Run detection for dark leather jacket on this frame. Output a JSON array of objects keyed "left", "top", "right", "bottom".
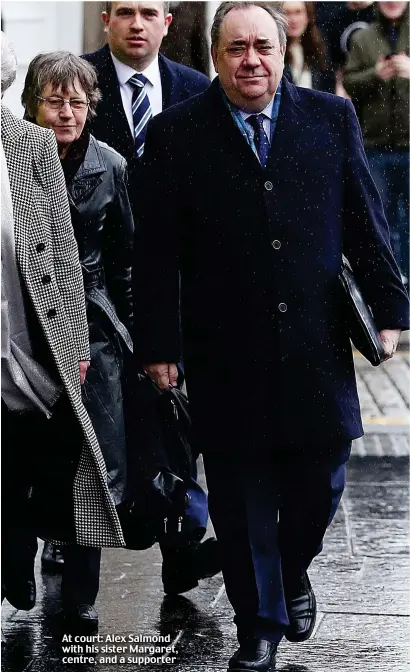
[{"left": 66, "top": 134, "right": 134, "bottom": 346}]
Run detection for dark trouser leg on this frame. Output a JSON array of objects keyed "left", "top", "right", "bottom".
[
  {"left": 1, "top": 404, "right": 40, "bottom": 603},
  {"left": 60, "top": 546, "right": 101, "bottom": 607},
  {"left": 203, "top": 452, "right": 288, "bottom": 644},
  {"left": 278, "top": 443, "right": 351, "bottom": 578},
  {"left": 367, "top": 149, "right": 409, "bottom": 279},
  {"left": 391, "top": 151, "right": 409, "bottom": 278}
]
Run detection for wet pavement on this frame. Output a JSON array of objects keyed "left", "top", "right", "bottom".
[{"left": 2, "top": 352, "right": 409, "bottom": 672}]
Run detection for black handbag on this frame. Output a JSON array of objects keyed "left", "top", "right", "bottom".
[
  {"left": 117, "top": 375, "right": 199, "bottom": 550},
  {"left": 339, "top": 256, "right": 386, "bottom": 367}
]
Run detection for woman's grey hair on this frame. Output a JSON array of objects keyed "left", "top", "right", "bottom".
[
  {"left": 21, "top": 51, "right": 102, "bottom": 120},
  {"left": 1, "top": 32, "right": 18, "bottom": 95},
  {"left": 211, "top": 2, "right": 288, "bottom": 48}
]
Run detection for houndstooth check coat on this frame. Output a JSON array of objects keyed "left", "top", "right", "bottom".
[{"left": 1, "top": 105, "right": 124, "bottom": 547}]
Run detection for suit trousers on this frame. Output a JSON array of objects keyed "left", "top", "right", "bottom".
[
  {"left": 2, "top": 398, "right": 101, "bottom": 607},
  {"left": 203, "top": 442, "right": 351, "bottom": 643}
]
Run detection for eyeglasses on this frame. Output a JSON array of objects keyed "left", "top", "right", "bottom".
[{"left": 36, "top": 96, "right": 89, "bottom": 110}]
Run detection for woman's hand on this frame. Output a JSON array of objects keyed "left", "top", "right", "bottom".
[{"left": 79, "top": 360, "right": 90, "bottom": 384}]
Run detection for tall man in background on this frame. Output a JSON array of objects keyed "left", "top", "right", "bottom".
[
  {"left": 83, "top": 1, "right": 209, "bottom": 209},
  {"left": 82, "top": 2, "right": 218, "bottom": 598}
]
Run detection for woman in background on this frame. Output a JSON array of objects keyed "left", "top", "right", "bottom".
[{"left": 284, "top": 1, "right": 336, "bottom": 94}]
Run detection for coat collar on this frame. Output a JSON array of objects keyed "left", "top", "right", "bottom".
[
  {"left": 72, "top": 134, "right": 107, "bottom": 180},
  {"left": 203, "top": 76, "right": 303, "bottom": 173},
  {"left": 69, "top": 135, "right": 107, "bottom": 205},
  {"left": 1, "top": 106, "right": 36, "bottom": 276},
  {"left": 97, "top": 45, "right": 183, "bottom": 114},
  {"left": 1, "top": 104, "right": 29, "bottom": 145}
]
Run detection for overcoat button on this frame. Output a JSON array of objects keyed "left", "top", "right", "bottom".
[
  {"left": 36, "top": 243, "right": 45, "bottom": 253},
  {"left": 264, "top": 181, "right": 273, "bottom": 191},
  {"left": 272, "top": 240, "right": 281, "bottom": 250},
  {"left": 47, "top": 308, "right": 57, "bottom": 318},
  {"left": 42, "top": 274, "right": 51, "bottom": 284},
  {"left": 278, "top": 303, "right": 287, "bottom": 313}
]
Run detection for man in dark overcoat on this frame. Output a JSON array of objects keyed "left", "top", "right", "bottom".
[{"left": 133, "top": 2, "right": 409, "bottom": 670}]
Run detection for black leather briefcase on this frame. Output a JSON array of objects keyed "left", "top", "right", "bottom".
[{"left": 339, "top": 256, "right": 386, "bottom": 367}]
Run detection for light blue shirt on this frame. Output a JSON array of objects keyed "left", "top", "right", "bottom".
[{"left": 223, "top": 80, "right": 282, "bottom": 163}]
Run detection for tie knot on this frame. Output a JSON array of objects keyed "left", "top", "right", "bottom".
[
  {"left": 128, "top": 73, "right": 148, "bottom": 88},
  {"left": 247, "top": 114, "right": 265, "bottom": 132}
]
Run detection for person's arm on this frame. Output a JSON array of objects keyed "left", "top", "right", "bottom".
[
  {"left": 40, "top": 130, "right": 90, "bottom": 373},
  {"left": 103, "top": 156, "right": 134, "bottom": 333},
  {"left": 132, "top": 115, "right": 183, "bottom": 371},
  {"left": 343, "top": 35, "right": 392, "bottom": 99},
  {"left": 342, "top": 99, "right": 409, "bottom": 342}
]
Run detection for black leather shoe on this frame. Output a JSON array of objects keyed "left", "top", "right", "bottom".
[
  {"left": 41, "top": 542, "right": 64, "bottom": 573},
  {"left": 162, "top": 537, "right": 221, "bottom": 595},
  {"left": 228, "top": 639, "right": 277, "bottom": 671},
  {"left": 285, "top": 571, "right": 316, "bottom": 642},
  {"left": 5, "top": 579, "right": 36, "bottom": 611},
  {"left": 64, "top": 604, "right": 99, "bottom": 634}
]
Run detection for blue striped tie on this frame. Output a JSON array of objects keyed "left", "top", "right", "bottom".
[
  {"left": 247, "top": 114, "right": 270, "bottom": 168},
  {"left": 128, "top": 73, "right": 152, "bottom": 158}
]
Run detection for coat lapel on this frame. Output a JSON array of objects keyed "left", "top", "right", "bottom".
[
  {"left": 68, "top": 135, "right": 107, "bottom": 207},
  {"left": 203, "top": 79, "right": 264, "bottom": 173},
  {"left": 98, "top": 45, "right": 134, "bottom": 148},
  {"left": 159, "top": 53, "right": 183, "bottom": 110},
  {"left": 1, "top": 107, "right": 34, "bottom": 276},
  {"left": 265, "top": 77, "right": 305, "bottom": 177}
]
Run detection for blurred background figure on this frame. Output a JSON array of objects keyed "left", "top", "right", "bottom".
[
  {"left": 161, "top": 1, "right": 209, "bottom": 75},
  {"left": 316, "top": 2, "right": 375, "bottom": 89},
  {"left": 344, "top": 1, "right": 409, "bottom": 284},
  {"left": 21, "top": 50, "right": 134, "bottom": 631},
  {"left": 283, "top": 1, "right": 335, "bottom": 93}
]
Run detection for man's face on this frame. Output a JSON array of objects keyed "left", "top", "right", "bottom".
[
  {"left": 378, "top": 1, "right": 407, "bottom": 21},
  {"left": 212, "top": 6, "right": 285, "bottom": 113},
  {"left": 102, "top": 2, "right": 172, "bottom": 69}
]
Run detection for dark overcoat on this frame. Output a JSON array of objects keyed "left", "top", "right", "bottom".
[{"left": 133, "top": 77, "right": 409, "bottom": 455}]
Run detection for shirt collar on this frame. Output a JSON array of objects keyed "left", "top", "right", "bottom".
[
  {"left": 110, "top": 52, "right": 161, "bottom": 88},
  {"left": 238, "top": 96, "right": 275, "bottom": 123}
]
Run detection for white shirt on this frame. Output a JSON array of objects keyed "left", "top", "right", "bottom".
[
  {"left": 289, "top": 43, "right": 313, "bottom": 90},
  {"left": 110, "top": 52, "right": 163, "bottom": 136},
  {"left": 239, "top": 98, "right": 275, "bottom": 144}
]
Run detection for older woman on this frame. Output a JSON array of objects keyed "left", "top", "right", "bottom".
[
  {"left": 1, "top": 35, "right": 124, "bottom": 635},
  {"left": 21, "top": 51, "right": 134, "bottom": 631},
  {"left": 284, "top": 1, "right": 335, "bottom": 93}
]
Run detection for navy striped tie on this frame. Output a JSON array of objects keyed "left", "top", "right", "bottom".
[
  {"left": 247, "top": 114, "right": 270, "bottom": 168},
  {"left": 128, "top": 73, "right": 152, "bottom": 158}
]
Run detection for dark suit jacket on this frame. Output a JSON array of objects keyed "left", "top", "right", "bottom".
[
  {"left": 133, "top": 77, "right": 409, "bottom": 454},
  {"left": 82, "top": 45, "right": 210, "bottom": 195},
  {"left": 161, "top": 2, "right": 209, "bottom": 75},
  {"left": 284, "top": 63, "right": 336, "bottom": 94}
]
